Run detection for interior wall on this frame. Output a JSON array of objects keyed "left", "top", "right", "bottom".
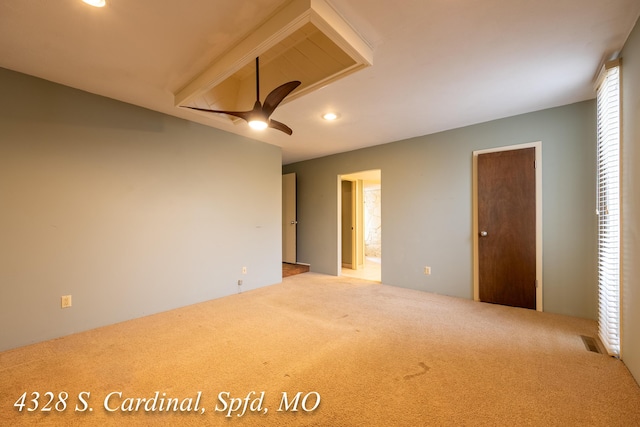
[
  {"left": 284, "top": 101, "right": 598, "bottom": 319},
  {"left": 621, "top": 17, "right": 640, "bottom": 383},
  {"left": 0, "top": 68, "right": 282, "bottom": 352}
]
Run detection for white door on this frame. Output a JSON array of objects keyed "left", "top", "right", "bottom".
[{"left": 282, "top": 173, "right": 297, "bottom": 264}]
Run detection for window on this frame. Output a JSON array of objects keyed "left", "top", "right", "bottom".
[{"left": 595, "top": 59, "right": 621, "bottom": 356}]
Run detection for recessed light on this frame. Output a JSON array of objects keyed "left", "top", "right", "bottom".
[
  {"left": 82, "top": 0, "right": 106, "bottom": 7},
  {"left": 323, "top": 112, "right": 340, "bottom": 121}
]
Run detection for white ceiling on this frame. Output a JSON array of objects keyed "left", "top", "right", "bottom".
[{"left": 1, "top": 0, "right": 638, "bottom": 164}]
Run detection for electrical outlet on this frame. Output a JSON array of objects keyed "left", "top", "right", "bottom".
[
  {"left": 61, "top": 295, "right": 72, "bottom": 308},
  {"left": 238, "top": 279, "right": 243, "bottom": 286},
  {"left": 242, "top": 266, "right": 247, "bottom": 274},
  {"left": 424, "top": 266, "right": 431, "bottom": 275}
]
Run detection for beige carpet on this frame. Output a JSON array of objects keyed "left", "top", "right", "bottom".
[{"left": 1, "top": 273, "right": 639, "bottom": 426}]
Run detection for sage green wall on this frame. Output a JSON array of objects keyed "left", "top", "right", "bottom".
[
  {"left": 284, "top": 101, "right": 597, "bottom": 319},
  {"left": 0, "top": 68, "right": 282, "bottom": 352},
  {"left": 621, "top": 17, "right": 640, "bottom": 383}
]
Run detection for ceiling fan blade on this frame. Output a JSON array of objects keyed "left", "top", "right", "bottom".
[
  {"left": 182, "top": 106, "right": 252, "bottom": 122},
  {"left": 263, "top": 81, "right": 301, "bottom": 117},
  {"left": 268, "top": 119, "right": 293, "bottom": 135}
]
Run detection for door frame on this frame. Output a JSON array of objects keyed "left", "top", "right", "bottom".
[
  {"left": 337, "top": 170, "right": 381, "bottom": 278},
  {"left": 472, "top": 141, "right": 543, "bottom": 311}
]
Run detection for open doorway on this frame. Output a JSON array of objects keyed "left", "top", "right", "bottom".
[{"left": 339, "top": 170, "right": 381, "bottom": 282}]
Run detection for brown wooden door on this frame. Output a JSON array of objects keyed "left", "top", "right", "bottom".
[{"left": 478, "top": 148, "right": 536, "bottom": 309}]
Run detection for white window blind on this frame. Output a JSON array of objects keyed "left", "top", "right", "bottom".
[{"left": 596, "top": 61, "right": 620, "bottom": 357}]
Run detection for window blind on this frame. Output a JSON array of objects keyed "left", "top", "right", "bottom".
[{"left": 596, "top": 61, "right": 620, "bottom": 357}]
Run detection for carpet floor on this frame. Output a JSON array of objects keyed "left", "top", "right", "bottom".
[{"left": 1, "top": 273, "right": 639, "bottom": 426}]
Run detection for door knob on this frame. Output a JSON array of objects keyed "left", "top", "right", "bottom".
[
  {"left": 290, "top": 221, "right": 298, "bottom": 225},
  {"left": 480, "top": 231, "right": 488, "bottom": 237}
]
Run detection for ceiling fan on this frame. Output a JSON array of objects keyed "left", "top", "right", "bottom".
[{"left": 183, "top": 57, "right": 301, "bottom": 135}]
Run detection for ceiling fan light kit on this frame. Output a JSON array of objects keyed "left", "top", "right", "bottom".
[
  {"left": 249, "top": 120, "right": 269, "bottom": 130},
  {"left": 176, "top": 0, "right": 372, "bottom": 135}
]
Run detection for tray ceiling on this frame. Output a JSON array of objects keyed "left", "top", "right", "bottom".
[{"left": 176, "top": 0, "right": 373, "bottom": 125}]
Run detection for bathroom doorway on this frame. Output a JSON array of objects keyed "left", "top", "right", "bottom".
[{"left": 339, "top": 169, "right": 381, "bottom": 282}]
